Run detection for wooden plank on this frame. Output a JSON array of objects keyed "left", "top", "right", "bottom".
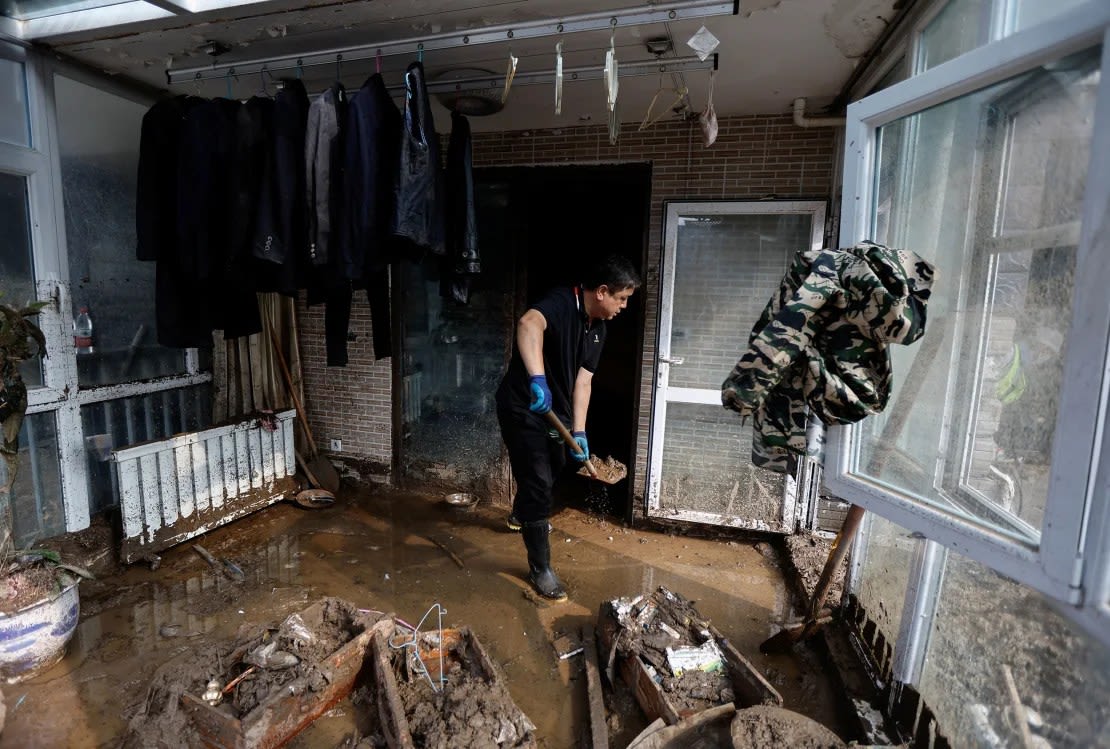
[
  {"left": 711, "top": 624, "right": 782, "bottom": 707},
  {"left": 372, "top": 629, "right": 416, "bottom": 749},
  {"left": 596, "top": 604, "right": 679, "bottom": 725},
  {"left": 582, "top": 626, "right": 609, "bottom": 749}
]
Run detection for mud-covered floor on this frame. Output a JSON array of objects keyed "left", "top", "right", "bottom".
[{"left": 0, "top": 483, "right": 848, "bottom": 748}]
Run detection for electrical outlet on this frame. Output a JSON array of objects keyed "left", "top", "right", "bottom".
[{"left": 329, "top": 438, "right": 342, "bottom": 452}]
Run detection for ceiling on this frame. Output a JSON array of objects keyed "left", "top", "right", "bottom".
[{"left": 21, "top": 0, "right": 898, "bottom": 132}]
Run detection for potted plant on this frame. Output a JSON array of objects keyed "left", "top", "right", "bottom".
[{"left": 0, "top": 294, "right": 88, "bottom": 683}]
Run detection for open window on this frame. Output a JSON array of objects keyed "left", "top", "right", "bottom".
[{"left": 828, "top": 4, "right": 1110, "bottom": 634}]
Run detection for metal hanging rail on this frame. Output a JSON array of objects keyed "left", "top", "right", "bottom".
[
  {"left": 385, "top": 54, "right": 717, "bottom": 96},
  {"left": 166, "top": 0, "right": 737, "bottom": 84}
]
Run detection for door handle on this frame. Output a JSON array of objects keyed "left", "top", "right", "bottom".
[{"left": 659, "top": 356, "right": 684, "bottom": 365}]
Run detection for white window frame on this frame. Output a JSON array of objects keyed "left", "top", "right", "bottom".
[
  {"left": 827, "top": 3, "right": 1110, "bottom": 623},
  {"left": 5, "top": 45, "right": 212, "bottom": 536}
]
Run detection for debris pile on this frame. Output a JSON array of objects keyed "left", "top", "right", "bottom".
[
  {"left": 381, "top": 623, "right": 536, "bottom": 748},
  {"left": 605, "top": 587, "right": 736, "bottom": 715},
  {"left": 120, "top": 597, "right": 380, "bottom": 748}
]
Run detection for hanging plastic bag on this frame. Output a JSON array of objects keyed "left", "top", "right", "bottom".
[
  {"left": 554, "top": 41, "right": 564, "bottom": 115},
  {"left": 687, "top": 25, "right": 720, "bottom": 62},
  {"left": 605, "top": 29, "right": 620, "bottom": 144},
  {"left": 699, "top": 70, "right": 718, "bottom": 147}
]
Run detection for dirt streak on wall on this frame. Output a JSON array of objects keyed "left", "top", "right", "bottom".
[{"left": 298, "top": 114, "right": 836, "bottom": 502}]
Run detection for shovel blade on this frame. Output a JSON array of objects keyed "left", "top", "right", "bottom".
[{"left": 294, "top": 489, "right": 336, "bottom": 508}]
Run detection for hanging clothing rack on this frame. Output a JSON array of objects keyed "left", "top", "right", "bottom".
[
  {"left": 383, "top": 54, "right": 716, "bottom": 97},
  {"left": 166, "top": 0, "right": 736, "bottom": 84}
]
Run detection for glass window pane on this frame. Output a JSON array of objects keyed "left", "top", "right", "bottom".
[
  {"left": 659, "top": 402, "right": 788, "bottom": 526},
  {"left": 856, "top": 48, "right": 1100, "bottom": 543},
  {"left": 854, "top": 516, "right": 913, "bottom": 650},
  {"left": 919, "top": 552, "right": 1110, "bottom": 747},
  {"left": 80, "top": 384, "right": 212, "bottom": 514},
  {"left": 54, "top": 75, "right": 189, "bottom": 388},
  {"left": 918, "top": 0, "right": 989, "bottom": 73},
  {"left": 1, "top": 411, "right": 65, "bottom": 546},
  {"left": 670, "top": 213, "right": 814, "bottom": 390},
  {"left": 0, "top": 57, "right": 30, "bottom": 148},
  {"left": 0, "top": 170, "right": 43, "bottom": 388},
  {"left": 1013, "top": 0, "right": 1088, "bottom": 33}
]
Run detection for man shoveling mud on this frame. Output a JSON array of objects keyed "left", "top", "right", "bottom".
[{"left": 495, "top": 254, "right": 640, "bottom": 601}]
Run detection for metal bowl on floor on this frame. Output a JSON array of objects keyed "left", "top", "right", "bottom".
[{"left": 444, "top": 492, "right": 478, "bottom": 510}]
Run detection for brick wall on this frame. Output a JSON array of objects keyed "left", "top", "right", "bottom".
[{"left": 299, "top": 114, "right": 836, "bottom": 498}]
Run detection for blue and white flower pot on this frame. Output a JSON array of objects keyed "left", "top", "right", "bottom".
[{"left": 0, "top": 573, "right": 80, "bottom": 682}]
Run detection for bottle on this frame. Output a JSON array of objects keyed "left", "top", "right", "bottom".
[{"left": 73, "top": 306, "right": 94, "bottom": 355}]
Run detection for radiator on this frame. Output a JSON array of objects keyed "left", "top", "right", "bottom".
[{"left": 112, "top": 409, "right": 298, "bottom": 563}]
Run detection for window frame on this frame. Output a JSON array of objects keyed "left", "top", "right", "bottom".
[{"left": 827, "top": 3, "right": 1110, "bottom": 615}]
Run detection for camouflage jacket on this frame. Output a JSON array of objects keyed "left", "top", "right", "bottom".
[{"left": 721, "top": 241, "right": 935, "bottom": 473}]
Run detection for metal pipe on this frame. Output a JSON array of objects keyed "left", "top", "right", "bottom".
[
  {"left": 166, "top": 0, "right": 735, "bottom": 84},
  {"left": 792, "top": 97, "right": 847, "bottom": 128}
]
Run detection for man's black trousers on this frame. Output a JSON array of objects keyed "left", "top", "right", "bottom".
[{"left": 497, "top": 406, "right": 566, "bottom": 523}]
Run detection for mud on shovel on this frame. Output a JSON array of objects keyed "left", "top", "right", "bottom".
[
  {"left": 543, "top": 411, "right": 624, "bottom": 485},
  {"left": 760, "top": 503, "right": 865, "bottom": 654}
]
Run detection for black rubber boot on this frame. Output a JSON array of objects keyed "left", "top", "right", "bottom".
[{"left": 521, "top": 520, "right": 567, "bottom": 601}]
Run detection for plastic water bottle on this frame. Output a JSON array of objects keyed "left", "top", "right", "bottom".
[{"left": 73, "top": 307, "right": 94, "bottom": 355}]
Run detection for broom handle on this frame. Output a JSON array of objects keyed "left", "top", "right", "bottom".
[
  {"left": 806, "top": 504, "right": 866, "bottom": 621},
  {"left": 269, "top": 331, "right": 319, "bottom": 457},
  {"left": 544, "top": 411, "right": 601, "bottom": 479}
]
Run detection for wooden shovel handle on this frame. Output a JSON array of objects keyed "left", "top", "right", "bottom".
[
  {"left": 269, "top": 331, "right": 319, "bottom": 457},
  {"left": 544, "top": 410, "right": 600, "bottom": 479},
  {"left": 806, "top": 504, "right": 866, "bottom": 620}
]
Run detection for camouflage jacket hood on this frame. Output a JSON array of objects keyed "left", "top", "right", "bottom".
[{"left": 721, "top": 241, "right": 935, "bottom": 473}]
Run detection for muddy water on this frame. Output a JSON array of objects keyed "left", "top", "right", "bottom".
[{"left": 0, "top": 484, "right": 846, "bottom": 748}]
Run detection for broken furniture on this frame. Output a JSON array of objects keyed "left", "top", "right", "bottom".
[
  {"left": 181, "top": 598, "right": 387, "bottom": 749},
  {"left": 371, "top": 622, "right": 537, "bottom": 748}
]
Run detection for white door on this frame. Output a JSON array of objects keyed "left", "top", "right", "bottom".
[{"left": 647, "top": 201, "right": 826, "bottom": 532}]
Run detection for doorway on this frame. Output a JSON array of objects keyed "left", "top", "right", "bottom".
[
  {"left": 648, "top": 200, "right": 827, "bottom": 532},
  {"left": 397, "top": 163, "right": 650, "bottom": 521}
]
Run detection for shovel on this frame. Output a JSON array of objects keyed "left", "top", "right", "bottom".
[
  {"left": 760, "top": 504, "right": 866, "bottom": 654},
  {"left": 269, "top": 332, "right": 341, "bottom": 495},
  {"left": 543, "top": 411, "right": 624, "bottom": 485}
]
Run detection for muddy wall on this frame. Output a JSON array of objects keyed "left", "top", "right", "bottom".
[{"left": 297, "top": 114, "right": 837, "bottom": 500}]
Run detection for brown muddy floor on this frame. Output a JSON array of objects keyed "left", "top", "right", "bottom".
[{"left": 0, "top": 483, "right": 848, "bottom": 748}]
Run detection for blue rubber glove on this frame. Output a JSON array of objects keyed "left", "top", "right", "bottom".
[
  {"left": 528, "top": 375, "right": 552, "bottom": 414},
  {"left": 571, "top": 431, "right": 590, "bottom": 462}
]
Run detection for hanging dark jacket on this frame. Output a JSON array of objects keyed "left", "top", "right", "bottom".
[
  {"left": 136, "top": 95, "right": 201, "bottom": 262},
  {"left": 442, "top": 110, "right": 480, "bottom": 304},
  {"left": 254, "top": 78, "right": 309, "bottom": 296},
  {"left": 342, "top": 73, "right": 402, "bottom": 360},
  {"left": 392, "top": 61, "right": 444, "bottom": 257},
  {"left": 721, "top": 241, "right": 935, "bottom": 473},
  {"left": 305, "top": 84, "right": 347, "bottom": 269}
]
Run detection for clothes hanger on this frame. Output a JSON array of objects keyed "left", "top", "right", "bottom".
[
  {"left": 501, "top": 49, "right": 519, "bottom": 104},
  {"left": 638, "top": 69, "right": 688, "bottom": 131}
]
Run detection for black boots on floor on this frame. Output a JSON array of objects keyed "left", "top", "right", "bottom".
[{"left": 521, "top": 520, "right": 567, "bottom": 602}]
